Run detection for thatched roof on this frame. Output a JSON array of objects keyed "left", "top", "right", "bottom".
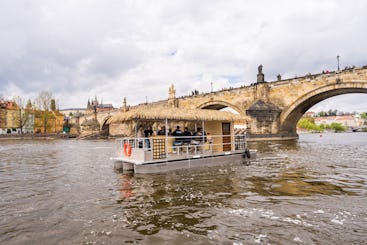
[{"left": 108, "top": 106, "right": 243, "bottom": 123}]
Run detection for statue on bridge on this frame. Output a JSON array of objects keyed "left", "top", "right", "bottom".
[
  {"left": 257, "top": 64, "right": 265, "bottom": 83},
  {"left": 258, "top": 64, "right": 263, "bottom": 74},
  {"left": 277, "top": 74, "right": 282, "bottom": 81},
  {"left": 168, "top": 84, "right": 178, "bottom": 107}
]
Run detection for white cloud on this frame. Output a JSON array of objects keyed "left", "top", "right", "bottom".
[{"left": 0, "top": 0, "right": 366, "bottom": 112}]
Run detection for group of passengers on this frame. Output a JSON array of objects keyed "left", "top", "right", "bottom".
[
  {"left": 171, "top": 126, "right": 207, "bottom": 150},
  {"left": 136, "top": 125, "right": 207, "bottom": 145},
  {"left": 136, "top": 125, "right": 207, "bottom": 150}
]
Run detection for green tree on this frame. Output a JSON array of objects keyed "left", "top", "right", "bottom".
[
  {"left": 297, "top": 118, "right": 322, "bottom": 132},
  {"left": 330, "top": 122, "right": 346, "bottom": 132}
]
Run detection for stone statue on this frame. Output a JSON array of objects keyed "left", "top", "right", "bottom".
[
  {"left": 169, "top": 84, "right": 176, "bottom": 98},
  {"left": 168, "top": 84, "right": 177, "bottom": 107},
  {"left": 258, "top": 64, "right": 263, "bottom": 74},
  {"left": 257, "top": 64, "right": 265, "bottom": 83},
  {"left": 277, "top": 74, "right": 281, "bottom": 81}
]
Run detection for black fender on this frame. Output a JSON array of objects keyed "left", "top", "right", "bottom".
[{"left": 243, "top": 148, "right": 251, "bottom": 159}]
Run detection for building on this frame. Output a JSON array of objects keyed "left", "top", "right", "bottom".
[
  {"left": 4, "top": 101, "right": 21, "bottom": 134},
  {"left": 51, "top": 110, "right": 65, "bottom": 133},
  {"left": 0, "top": 99, "right": 7, "bottom": 134},
  {"left": 314, "top": 115, "right": 363, "bottom": 129},
  {"left": 60, "top": 108, "right": 87, "bottom": 118},
  {"left": 304, "top": 111, "right": 316, "bottom": 117},
  {"left": 87, "top": 96, "right": 114, "bottom": 113},
  {"left": 23, "top": 109, "right": 35, "bottom": 134},
  {"left": 0, "top": 98, "right": 66, "bottom": 134},
  {"left": 34, "top": 110, "right": 65, "bottom": 133}
]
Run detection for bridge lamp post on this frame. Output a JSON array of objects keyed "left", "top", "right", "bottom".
[{"left": 337, "top": 55, "right": 340, "bottom": 71}]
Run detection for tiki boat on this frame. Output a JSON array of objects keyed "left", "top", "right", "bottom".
[{"left": 108, "top": 107, "right": 255, "bottom": 174}]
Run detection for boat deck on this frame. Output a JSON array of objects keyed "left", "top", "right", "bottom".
[{"left": 111, "top": 134, "right": 255, "bottom": 173}]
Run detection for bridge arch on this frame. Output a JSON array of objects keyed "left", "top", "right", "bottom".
[
  {"left": 197, "top": 100, "right": 243, "bottom": 115},
  {"left": 100, "top": 115, "right": 112, "bottom": 136},
  {"left": 280, "top": 81, "right": 367, "bottom": 135}
]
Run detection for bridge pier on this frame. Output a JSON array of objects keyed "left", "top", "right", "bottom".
[{"left": 246, "top": 100, "right": 290, "bottom": 140}]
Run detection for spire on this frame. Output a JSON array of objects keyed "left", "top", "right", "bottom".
[{"left": 122, "top": 97, "right": 128, "bottom": 112}]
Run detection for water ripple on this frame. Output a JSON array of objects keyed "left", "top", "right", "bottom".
[{"left": 0, "top": 133, "right": 366, "bottom": 244}]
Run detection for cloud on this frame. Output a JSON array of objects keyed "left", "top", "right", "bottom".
[{"left": 0, "top": 0, "right": 366, "bottom": 112}]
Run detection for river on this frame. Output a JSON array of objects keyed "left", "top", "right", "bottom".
[{"left": 0, "top": 133, "right": 366, "bottom": 244}]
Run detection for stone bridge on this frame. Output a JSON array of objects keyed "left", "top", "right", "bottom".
[{"left": 80, "top": 65, "right": 367, "bottom": 139}]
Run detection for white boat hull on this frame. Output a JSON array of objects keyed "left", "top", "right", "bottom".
[{"left": 112, "top": 150, "right": 256, "bottom": 174}]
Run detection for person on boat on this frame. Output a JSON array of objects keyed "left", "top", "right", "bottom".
[
  {"left": 172, "top": 125, "right": 184, "bottom": 151},
  {"left": 182, "top": 127, "right": 192, "bottom": 144},
  {"left": 144, "top": 126, "right": 153, "bottom": 149},
  {"left": 192, "top": 127, "right": 206, "bottom": 145},
  {"left": 157, "top": 126, "right": 166, "bottom": 135},
  {"left": 144, "top": 126, "right": 153, "bottom": 137},
  {"left": 172, "top": 125, "right": 183, "bottom": 137},
  {"left": 137, "top": 125, "right": 144, "bottom": 148}
]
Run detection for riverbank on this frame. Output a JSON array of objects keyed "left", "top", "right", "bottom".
[
  {"left": 0, "top": 133, "right": 113, "bottom": 140},
  {"left": 0, "top": 133, "right": 73, "bottom": 140}
]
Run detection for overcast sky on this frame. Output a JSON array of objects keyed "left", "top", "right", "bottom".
[{"left": 1, "top": 0, "right": 366, "bottom": 112}]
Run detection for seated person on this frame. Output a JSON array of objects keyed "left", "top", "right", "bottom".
[
  {"left": 157, "top": 126, "right": 166, "bottom": 135},
  {"left": 182, "top": 127, "right": 192, "bottom": 144},
  {"left": 191, "top": 127, "right": 206, "bottom": 145},
  {"left": 172, "top": 126, "right": 184, "bottom": 150}
]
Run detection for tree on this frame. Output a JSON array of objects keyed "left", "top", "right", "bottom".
[
  {"left": 35, "top": 91, "right": 53, "bottom": 133},
  {"left": 330, "top": 122, "right": 346, "bottom": 132},
  {"left": 13, "top": 96, "right": 31, "bottom": 134},
  {"left": 297, "top": 118, "right": 322, "bottom": 132}
]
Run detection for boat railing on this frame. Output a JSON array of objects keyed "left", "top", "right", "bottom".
[{"left": 116, "top": 134, "right": 247, "bottom": 161}]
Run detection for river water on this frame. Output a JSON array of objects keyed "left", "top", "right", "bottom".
[{"left": 0, "top": 133, "right": 366, "bottom": 244}]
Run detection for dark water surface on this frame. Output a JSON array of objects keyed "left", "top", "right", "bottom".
[{"left": 1, "top": 133, "right": 366, "bottom": 244}]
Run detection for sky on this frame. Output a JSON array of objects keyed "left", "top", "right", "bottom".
[{"left": 1, "top": 0, "right": 367, "bottom": 112}]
